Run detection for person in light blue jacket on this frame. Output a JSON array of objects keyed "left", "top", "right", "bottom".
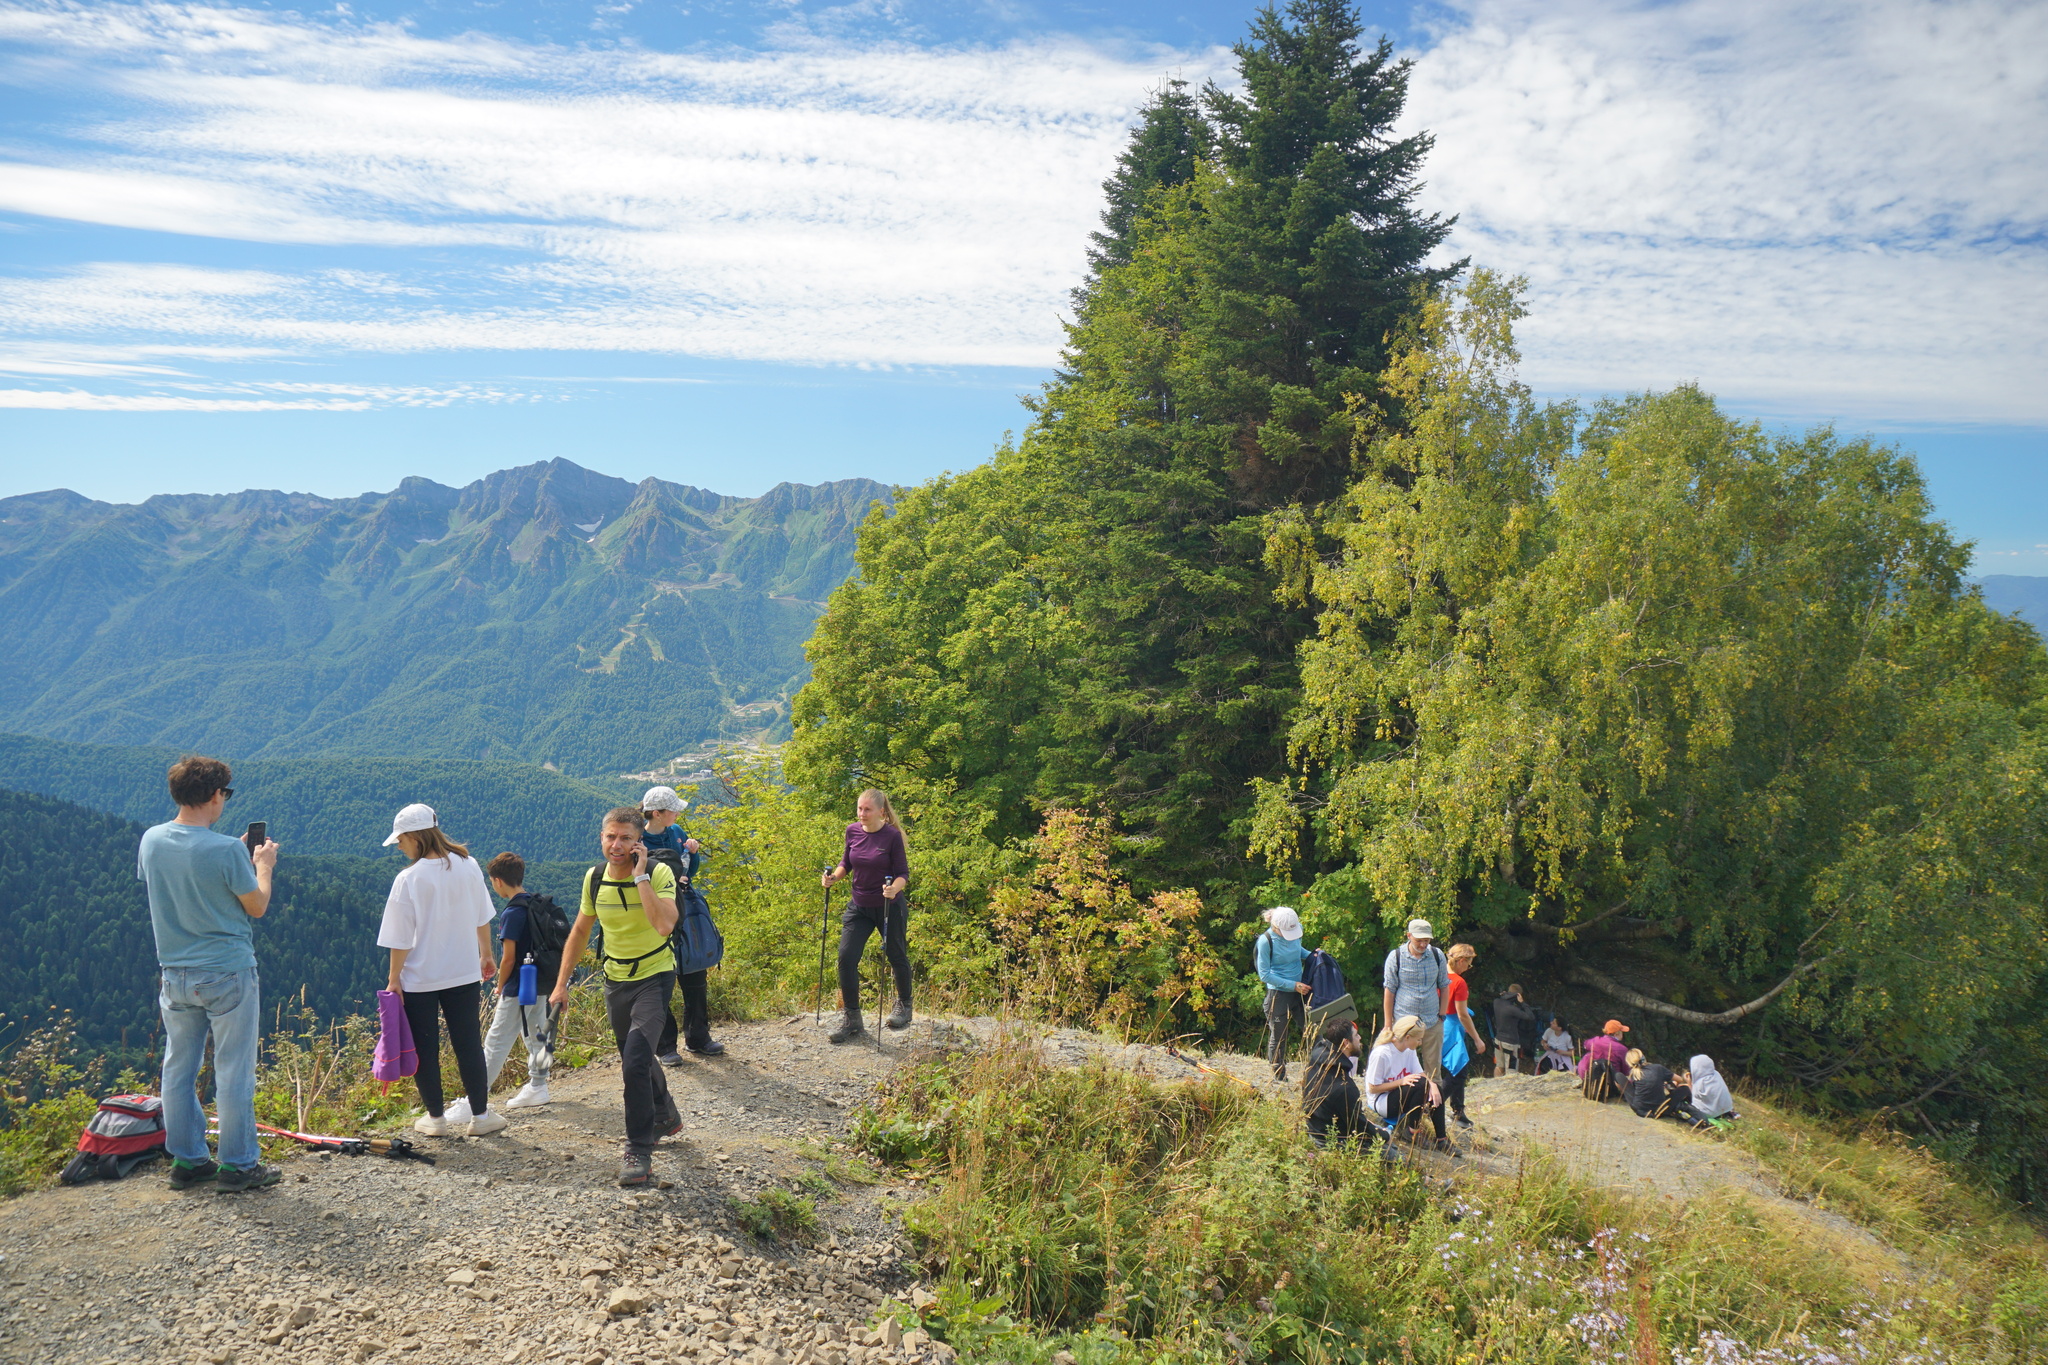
[{"left": 1255, "top": 907, "right": 1313, "bottom": 1082}]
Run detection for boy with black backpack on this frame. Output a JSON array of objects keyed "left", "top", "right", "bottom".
[{"left": 445, "top": 851, "right": 569, "bottom": 1117}]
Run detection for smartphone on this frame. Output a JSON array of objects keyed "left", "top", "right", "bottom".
[{"left": 243, "top": 821, "right": 266, "bottom": 858}]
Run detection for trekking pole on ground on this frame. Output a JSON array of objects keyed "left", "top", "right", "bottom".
[
  {"left": 874, "top": 904, "right": 886, "bottom": 1055},
  {"left": 816, "top": 873, "right": 832, "bottom": 1025}
]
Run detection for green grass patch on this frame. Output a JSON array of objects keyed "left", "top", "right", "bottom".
[
  {"left": 858, "top": 1039, "right": 2048, "bottom": 1364},
  {"left": 733, "top": 1186, "right": 822, "bottom": 1244}
]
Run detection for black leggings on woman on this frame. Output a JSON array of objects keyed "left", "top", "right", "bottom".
[
  {"left": 838, "top": 898, "right": 911, "bottom": 1012},
  {"left": 401, "top": 981, "right": 489, "bottom": 1119},
  {"left": 1382, "top": 1076, "right": 1447, "bottom": 1141}
]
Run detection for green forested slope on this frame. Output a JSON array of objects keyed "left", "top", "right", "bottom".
[
  {"left": 0, "top": 461, "right": 886, "bottom": 776},
  {"left": 0, "top": 734, "right": 633, "bottom": 861},
  {"left": 0, "top": 788, "right": 628, "bottom": 1062}
]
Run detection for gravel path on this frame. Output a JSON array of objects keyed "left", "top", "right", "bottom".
[{"left": 0, "top": 1013, "right": 955, "bottom": 1365}]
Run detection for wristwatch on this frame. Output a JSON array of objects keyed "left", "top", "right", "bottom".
[{"left": 633, "top": 872, "right": 652, "bottom": 885}]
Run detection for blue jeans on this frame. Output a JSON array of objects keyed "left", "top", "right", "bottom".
[{"left": 159, "top": 967, "right": 261, "bottom": 1170}]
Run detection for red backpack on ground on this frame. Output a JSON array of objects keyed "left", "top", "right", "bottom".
[{"left": 59, "top": 1094, "right": 167, "bottom": 1184}]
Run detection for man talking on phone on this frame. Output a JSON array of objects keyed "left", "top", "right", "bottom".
[{"left": 137, "top": 755, "right": 281, "bottom": 1192}]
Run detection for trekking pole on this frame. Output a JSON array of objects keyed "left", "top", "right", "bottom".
[
  {"left": 873, "top": 899, "right": 886, "bottom": 1055},
  {"left": 816, "top": 872, "right": 832, "bottom": 1025}
]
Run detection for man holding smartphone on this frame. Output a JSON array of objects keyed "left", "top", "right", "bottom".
[
  {"left": 137, "top": 755, "right": 280, "bottom": 1192},
  {"left": 549, "top": 806, "right": 683, "bottom": 1189}
]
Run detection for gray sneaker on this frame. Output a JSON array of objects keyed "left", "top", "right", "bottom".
[{"left": 216, "top": 1162, "right": 282, "bottom": 1192}]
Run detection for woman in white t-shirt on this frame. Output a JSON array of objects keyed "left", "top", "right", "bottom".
[
  {"left": 375, "top": 803, "right": 505, "bottom": 1139},
  {"left": 1365, "top": 1015, "right": 1455, "bottom": 1154},
  {"left": 1539, "top": 1020, "right": 1575, "bottom": 1074}
]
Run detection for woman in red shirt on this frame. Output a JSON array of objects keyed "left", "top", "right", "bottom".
[{"left": 1443, "top": 943, "right": 1487, "bottom": 1128}]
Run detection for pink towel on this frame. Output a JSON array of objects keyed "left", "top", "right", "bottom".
[{"left": 373, "top": 990, "right": 417, "bottom": 1091}]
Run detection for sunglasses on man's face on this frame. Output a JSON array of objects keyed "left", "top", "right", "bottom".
[{"left": 218, "top": 788, "right": 235, "bottom": 801}]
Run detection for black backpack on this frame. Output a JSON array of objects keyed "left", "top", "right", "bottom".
[{"left": 512, "top": 893, "right": 572, "bottom": 983}]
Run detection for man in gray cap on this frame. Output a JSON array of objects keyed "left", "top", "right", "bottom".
[{"left": 1382, "top": 919, "right": 1451, "bottom": 1084}]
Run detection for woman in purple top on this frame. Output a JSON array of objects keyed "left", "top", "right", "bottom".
[{"left": 819, "top": 789, "right": 912, "bottom": 1044}]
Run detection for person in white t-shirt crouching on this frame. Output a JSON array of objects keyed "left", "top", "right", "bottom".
[
  {"left": 1364, "top": 1015, "right": 1459, "bottom": 1158},
  {"left": 375, "top": 803, "right": 507, "bottom": 1138}
]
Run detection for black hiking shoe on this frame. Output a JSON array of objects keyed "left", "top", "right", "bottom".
[
  {"left": 828, "top": 1012, "right": 866, "bottom": 1045},
  {"left": 1433, "top": 1138, "right": 1464, "bottom": 1161},
  {"left": 168, "top": 1157, "right": 218, "bottom": 1190},
  {"left": 656, "top": 1051, "right": 685, "bottom": 1067},
  {"left": 685, "top": 1038, "right": 727, "bottom": 1056},
  {"left": 883, "top": 1001, "right": 913, "bottom": 1031},
  {"left": 618, "top": 1151, "right": 653, "bottom": 1188},
  {"left": 216, "top": 1162, "right": 282, "bottom": 1192},
  {"left": 1453, "top": 1111, "right": 1474, "bottom": 1129}
]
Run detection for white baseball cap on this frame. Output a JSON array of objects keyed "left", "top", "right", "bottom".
[
  {"left": 1265, "top": 907, "right": 1303, "bottom": 941},
  {"left": 641, "top": 786, "right": 687, "bottom": 813},
  {"left": 382, "top": 803, "right": 438, "bottom": 846},
  {"left": 1407, "top": 918, "right": 1434, "bottom": 939}
]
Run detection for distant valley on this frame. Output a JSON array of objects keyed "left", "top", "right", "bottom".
[
  {"left": 1977, "top": 575, "right": 2048, "bottom": 634},
  {"left": 0, "top": 459, "right": 887, "bottom": 776}
]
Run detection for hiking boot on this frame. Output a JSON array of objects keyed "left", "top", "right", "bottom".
[
  {"left": 884, "top": 1000, "right": 913, "bottom": 1031},
  {"left": 216, "top": 1162, "right": 282, "bottom": 1192},
  {"left": 1433, "top": 1138, "right": 1464, "bottom": 1161},
  {"left": 617, "top": 1151, "right": 653, "bottom": 1188},
  {"left": 413, "top": 1113, "right": 451, "bottom": 1137},
  {"left": 504, "top": 1083, "right": 551, "bottom": 1109},
  {"left": 168, "top": 1157, "right": 218, "bottom": 1191},
  {"left": 685, "top": 1038, "right": 727, "bottom": 1056},
  {"left": 443, "top": 1097, "right": 474, "bottom": 1123},
  {"left": 467, "top": 1109, "right": 508, "bottom": 1137},
  {"left": 657, "top": 1051, "right": 685, "bottom": 1067},
  {"left": 1453, "top": 1111, "right": 1474, "bottom": 1129},
  {"left": 828, "top": 1011, "right": 866, "bottom": 1045},
  {"left": 1273, "top": 1063, "right": 1289, "bottom": 1083}
]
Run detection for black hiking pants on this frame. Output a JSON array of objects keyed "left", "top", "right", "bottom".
[
  {"left": 655, "top": 971, "right": 713, "bottom": 1055},
  {"left": 1264, "top": 989, "right": 1306, "bottom": 1068},
  {"left": 1441, "top": 1063, "right": 1469, "bottom": 1119},
  {"left": 1383, "top": 1077, "right": 1447, "bottom": 1142},
  {"left": 605, "top": 970, "right": 680, "bottom": 1155},
  {"left": 838, "top": 897, "right": 911, "bottom": 1013},
  {"left": 401, "top": 982, "right": 490, "bottom": 1120}
]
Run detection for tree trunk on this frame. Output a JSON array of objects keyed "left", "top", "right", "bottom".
[{"left": 1564, "top": 955, "right": 1834, "bottom": 1026}]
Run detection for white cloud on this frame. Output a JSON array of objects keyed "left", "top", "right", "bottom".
[
  {"left": 1407, "top": 0, "right": 2048, "bottom": 425},
  {"left": 0, "top": 0, "right": 2041, "bottom": 425},
  {"left": 0, "top": 1, "right": 1227, "bottom": 376},
  {"left": 0, "top": 377, "right": 535, "bottom": 409}
]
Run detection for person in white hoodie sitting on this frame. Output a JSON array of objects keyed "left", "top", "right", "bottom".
[{"left": 1687, "top": 1054, "right": 1738, "bottom": 1121}]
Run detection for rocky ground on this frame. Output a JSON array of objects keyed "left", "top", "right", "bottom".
[
  {"left": 0, "top": 1012, "right": 956, "bottom": 1365},
  {"left": 3, "top": 1013, "right": 1851, "bottom": 1365}
]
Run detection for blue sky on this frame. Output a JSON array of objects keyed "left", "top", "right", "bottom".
[{"left": 2, "top": 0, "right": 2044, "bottom": 567}]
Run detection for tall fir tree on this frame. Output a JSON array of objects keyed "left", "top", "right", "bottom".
[{"left": 791, "top": 0, "right": 1460, "bottom": 922}]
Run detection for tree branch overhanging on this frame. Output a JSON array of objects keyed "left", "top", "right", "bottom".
[{"left": 1565, "top": 954, "right": 1838, "bottom": 1026}]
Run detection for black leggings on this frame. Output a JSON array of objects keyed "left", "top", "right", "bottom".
[
  {"left": 838, "top": 898, "right": 911, "bottom": 1012},
  {"left": 1382, "top": 1077, "right": 1447, "bottom": 1141},
  {"left": 401, "top": 982, "right": 489, "bottom": 1119},
  {"left": 1442, "top": 1064, "right": 1469, "bottom": 1118}
]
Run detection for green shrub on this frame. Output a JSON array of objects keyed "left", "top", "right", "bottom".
[
  {"left": 733, "top": 1187, "right": 821, "bottom": 1243},
  {"left": 0, "top": 1090, "right": 99, "bottom": 1195}
]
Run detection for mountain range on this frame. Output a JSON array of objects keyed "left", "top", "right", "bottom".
[
  {"left": 0, "top": 460, "right": 887, "bottom": 775},
  {"left": 1977, "top": 576, "right": 2048, "bottom": 634}
]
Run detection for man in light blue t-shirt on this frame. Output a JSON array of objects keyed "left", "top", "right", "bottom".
[{"left": 137, "top": 755, "right": 280, "bottom": 1192}]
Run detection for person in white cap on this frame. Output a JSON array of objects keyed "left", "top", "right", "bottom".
[
  {"left": 374, "top": 804, "right": 506, "bottom": 1138},
  {"left": 1255, "top": 907, "right": 1312, "bottom": 1081},
  {"left": 639, "top": 787, "right": 723, "bottom": 1063},
  {"left": 1382, "top": 919, "right": 1452, "bottom": 1098}
]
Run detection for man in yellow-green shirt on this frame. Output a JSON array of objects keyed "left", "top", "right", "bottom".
[{"left": 549, "top": 806, "right": 682, "bottom": 1188}]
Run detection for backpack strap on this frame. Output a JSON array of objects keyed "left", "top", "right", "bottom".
[{"left": 587, "top": 865, "right": 675, "bottom": 979}]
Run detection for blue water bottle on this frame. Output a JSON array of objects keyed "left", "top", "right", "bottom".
[{"left": 519, "top": 957, "right": 537, "bottom": 1006}]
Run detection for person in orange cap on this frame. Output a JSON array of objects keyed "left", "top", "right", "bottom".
[{"left": 1578, "top": 1018, "right": 1631, "bottom": 1082}]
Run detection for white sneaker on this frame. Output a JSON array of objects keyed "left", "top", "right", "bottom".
[
  {"left": 467, "top": 1109, "right": 509, "bottom": 1137},
  {"left": 443, "top": 1097, "right": 474, "bottom": 1123},
  {"left": 413, "top": 1113, "right": 451, "bottom": 1137},
  {"left": 504, "top": 1083, "right": 551, "bottom": 1110}
]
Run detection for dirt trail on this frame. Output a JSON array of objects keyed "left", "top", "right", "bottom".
[
  {"left": 1, "top": 1015, "right": 1880, "bottom": 1365},
  {"left": 0, "top": 1013, "right": 953, "bottom": 1365}
]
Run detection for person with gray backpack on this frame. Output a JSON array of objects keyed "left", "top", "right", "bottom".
[{"left": 1381, "top": 919, "right": 1451, "bottom": 1089}]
